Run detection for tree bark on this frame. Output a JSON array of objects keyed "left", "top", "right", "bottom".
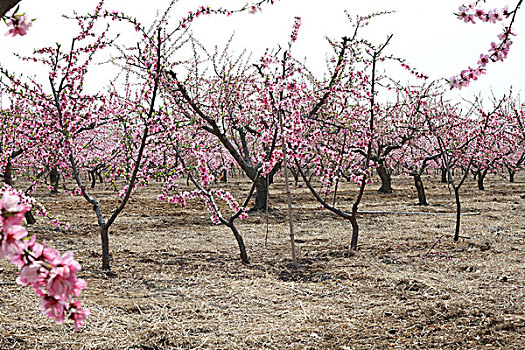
[
  {"left": 0, "top": 0, "right": 21, "bottom": 18},
  {"left": 441, "top": 167, "right": 448, "bottom": 183},
  {"left": 453, "top": 187, "right": 461, "bottom": 242},
  {"left": 3, "top": 160, "right": 13, "bottom": 186},
  {"left": 24, "top": 211, "right": 36, "bottom": 224},
  {"left": 289, "top": 166, "right": 300, "bottom": 187},
  {"left": 508, "top": 169, "right": 515, "bottom": 183},
  {"left": 377, "top": 162, "right": 392, "bottom": 193},
  {"left": 477, "top": 170, "right": 486, "bottom": 190},
  {"left": 100, "top": 225, "right": 110, "bottom": 270},
  {"left": 89, "top": 171, "right": 96, "bottom": 188},
  {"left": 227, "top": 223, "right": 249, "bottom": 264},
  {"left": 413, "top": 174, "right": 428, "bottom": 205},
  {"left": 252, "top": 176, "right": 269, "bottom": 211},
  {"left": 49, "top": 166, "right": 59, "bottom": 194}
]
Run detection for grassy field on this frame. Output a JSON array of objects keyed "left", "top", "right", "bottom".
[{"left": 1, "top": 173, "right": 524, "bottom": 349}]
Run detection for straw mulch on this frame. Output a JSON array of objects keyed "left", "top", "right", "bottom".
[{"left": 0, "top": 173, "right": 523, "bottom": 349}]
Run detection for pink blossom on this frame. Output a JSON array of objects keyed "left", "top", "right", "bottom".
[
  {"left": 0, "top": 224, "right": 28, "bottom": 261},
  {"left": 4, "top": 15, "right": 32, "bottom": 37},
  {"left": 17, "top": 261, "right": 45, "bottom": 288},
  {"left": 450, "top": 2, "right": 519, "bottom": 89},
  {"left": 457, "top": 5, "right": 474, "bottom": 23},
  {"left": 474, "top": 8, "right": 486, "bottom": 21},
  {"left": 488, "top": 9, "right": 502, "bottom": 23},
  {"left": 502, "top": 6, "right": 511, "bottom": 18},
  {"left": 46, "top": 252, "right": 84, "bottom": 299},
  {"left": 69, "top": 300, "right": 90, "bottom": 331},
  {"left": 1, "top": 192, "right": 26, "bottom": 214},
  {"left": 477, "top": 54, "right": 490, "bottom": 67},
  {"left": 41, "top": 297, "right": 66, "bottom": 324}
]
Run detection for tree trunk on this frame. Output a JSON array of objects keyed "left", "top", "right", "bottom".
[
  {"left": 441, "top": 167, "right": 448, "bottom": 183},
  {"left": 332, "top": 176, "right": 340, "bottom": 206},
  {"left": 252, "top": 176, "right": 269, "bottom": 211},
  {"left": 4, "top": 160, "right": 13, "bottom": 186},
  {"left": 453, "top": 187, "right": 461, "bottom": 242},
  {"left": 508, "top": 169, "right": 515, "bottom": 183},
  {"left": 228, "top": 223, "right": 249, "bottom": 264},
  {"left": 90, "top": 171, "right": 97, "bottom": 188},
  {"left": 377, "top": 163, "right": 392, "bottom": 193},
  {"left": 100, "top": 225, "right": 111, "bottom": 270},
  {"left": 50, "top": 166, "right": 59, "bottom": 194},
  {"left": 477, "top": 171, "right": 485, "bottom": 190},
  {"left": 24, "top": 211, "right": 36, "bottom": 225},
  {"left": 289, "top": 166, "right": 300, "bottom": 187},
  {"left": 219, "top": 169, "right": 227, "bottom": 183},
  {"left": 349, "top": 215, "right": 359, "bottom": 250},
  {"left": 413, "top": 174, "right": 428, "bottom": 205}
]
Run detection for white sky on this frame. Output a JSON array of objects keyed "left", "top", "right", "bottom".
[{"left": 1, "top": 0, "right": 524, "bottom": 103}]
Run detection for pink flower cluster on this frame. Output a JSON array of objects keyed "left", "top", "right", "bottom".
[
  {"left": 449, "top": 4, "right": 516, "bottom": 89},
  {"left": 0, "top": 190, "right": 89, "bottom": 331},
  {"left": 457, "top": 5, "right": 511, "bottom": 24},
  {"left": 449, "top": 67, "right": 486, "bottom": 90},
  {"left": 4, "top": 14, "right": 32, "bottom": 37}
]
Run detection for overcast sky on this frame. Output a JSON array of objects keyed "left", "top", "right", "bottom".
[{"left": 1, "top": 0, "right": 524, "bottom": 103}]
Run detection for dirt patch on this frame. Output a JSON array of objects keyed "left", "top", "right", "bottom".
[{"left": 0, "top": 173, "right": 524, "bottom": 349}]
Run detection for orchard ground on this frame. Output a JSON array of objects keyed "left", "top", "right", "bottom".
[{"left": 0, "top": 173, "right": 524, "bottom": 349}]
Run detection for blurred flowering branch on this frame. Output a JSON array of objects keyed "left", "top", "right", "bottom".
[{"left": 449, "top": 1, "right": 523, "bottom": 89}]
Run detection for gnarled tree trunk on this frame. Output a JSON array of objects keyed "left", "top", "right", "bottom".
[
  {"left": 377, "top": 162, "right": 392, "bottom": 193},
  {"left": 252, "top": 176, "right": 269, "bottom": 211},
  {"left": 477, "top": 170, "right": 486, "bottom": 190},
  {"left": 475, "top": 168, "right": 489, "bottom": 191}
]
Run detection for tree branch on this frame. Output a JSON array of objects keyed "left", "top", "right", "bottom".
[{"left": 0, "top": 0, "right": 21, "bottom": 18}]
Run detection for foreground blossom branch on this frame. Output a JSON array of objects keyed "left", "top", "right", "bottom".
[
  {"left": 3, "top": 12, "right": 31, "bottom": 36},
  {"left": 0, "top": 188, "right": 89, "bottom": 331},
  {"left": 1, "top": 1, "right": 32, "bottom": 37}
]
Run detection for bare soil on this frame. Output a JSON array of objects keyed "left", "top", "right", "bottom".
[{"left": 0, "top": 173, "right": 524, "bottom": 349}]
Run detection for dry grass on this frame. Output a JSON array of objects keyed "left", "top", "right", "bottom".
[{"left": 0, "top": 173, "right": 524, "bottom": 349}]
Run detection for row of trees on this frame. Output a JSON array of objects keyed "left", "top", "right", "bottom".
[
  {"left": 0, "top": 0, "right": 523, "bottom": 330},
  {"left": 1, "top": 0, "right": 524, "bottom": 267}
]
